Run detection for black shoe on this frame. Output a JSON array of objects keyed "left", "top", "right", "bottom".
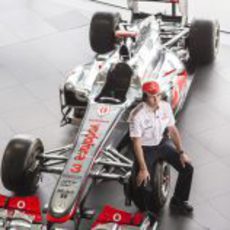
[{"left": 170, "top": 197, "right": 194, "bottom": 214}]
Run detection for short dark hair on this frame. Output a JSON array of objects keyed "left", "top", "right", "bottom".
[{"left": 142, "top": 92, "right": 148, "bottom": 102}]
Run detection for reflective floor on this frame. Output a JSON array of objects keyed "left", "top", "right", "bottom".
[{"left": 0, "top": 0, "right": 230, "bottom": 229}]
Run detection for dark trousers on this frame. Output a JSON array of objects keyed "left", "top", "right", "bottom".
[{"left": 133, "top": 140, "right": 194, "bottom": 212}]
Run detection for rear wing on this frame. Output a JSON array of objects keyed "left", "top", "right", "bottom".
[{"left": 127, "top": 0, "right": 188, "bottom": 25}]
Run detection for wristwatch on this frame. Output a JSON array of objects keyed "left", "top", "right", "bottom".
[{"left": 178, "top": 150, "right": 184, "bottom": 155}]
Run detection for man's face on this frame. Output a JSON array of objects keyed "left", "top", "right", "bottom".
[{"left": 146, "top": 93, "right": 161, "bottom": 108}]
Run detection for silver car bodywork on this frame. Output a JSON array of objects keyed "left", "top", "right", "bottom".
[{"left": 53, "top": 11, "right": 192, "bottom": 225}]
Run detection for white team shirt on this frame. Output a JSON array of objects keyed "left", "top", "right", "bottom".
[{"left": 128, "top": 101, "right": 175, "bottom": 146}]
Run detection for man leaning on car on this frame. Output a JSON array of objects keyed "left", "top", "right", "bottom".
[{"left": 128, "top": 81, "right": 194, "bottom": 218}]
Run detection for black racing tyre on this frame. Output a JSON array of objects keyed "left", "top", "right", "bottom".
[
  {"left": 131, "top": 161, "right": 170, "bottom": 212},
  {"left": 1, "top": 135, "right": 44, "bottom": 195},
  {"left": 188, "top": 19, "right": 220, "bottom": 66},
  {"left": 90, "top": 12, "right": 121, "bottom": 54}
]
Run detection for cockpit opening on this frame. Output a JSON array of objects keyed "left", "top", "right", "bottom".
[{"left": 96, "top": 62, "right": 133, "bottom": 104}]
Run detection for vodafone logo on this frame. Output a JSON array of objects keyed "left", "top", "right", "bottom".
[
  {"left": 113, "top": 213, "right": 122, "bottom": 222},
  {"left": 97, "top": 105, "right": 111, "bottom": 117},
  {"left": 17, "top": 200, "right": 26, "bottom": 209},
  {"left": 71, "top": 123, "right": 100, "bottom": 173}
]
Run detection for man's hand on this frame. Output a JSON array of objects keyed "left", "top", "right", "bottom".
[
  {"left": 180, "top": 153, "right": 191, "bottom": 168},
  {"left": 137, "top": 169, "right": 150, "bottom": 187}
]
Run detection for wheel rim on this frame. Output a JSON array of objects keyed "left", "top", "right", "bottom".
[
  {"left": 27, "top": 147, "right": 42, "bottom": 188},
  {"left": 161, "top": 163, "right": 170, "bottom": 198}
]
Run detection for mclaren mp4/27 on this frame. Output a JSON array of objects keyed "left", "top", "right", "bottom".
[{"left": 1, "top": 0, "right": 219, "bottom": 229}]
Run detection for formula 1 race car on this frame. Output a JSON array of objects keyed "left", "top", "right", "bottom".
[{"left": 0, "top": 0, "right": 219, "bottom": 229}]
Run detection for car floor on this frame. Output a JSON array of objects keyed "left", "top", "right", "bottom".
[{"left": 0, "top": 0, "right": 230, "bottom": 229}]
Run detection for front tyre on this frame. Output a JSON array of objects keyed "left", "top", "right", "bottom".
[
  {"left": 188, "top": 19, "right": 220, "bottom": 65},
  {"left": 1, "top": 135, "right": 44, "bottom": 195}
]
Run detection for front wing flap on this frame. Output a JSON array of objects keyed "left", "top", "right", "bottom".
[
  {"left": 0, "top": 194, "right": 45, "bottom": 229},
  {"left": 91, "top": 205, "right": 158, "bottom": 230}
]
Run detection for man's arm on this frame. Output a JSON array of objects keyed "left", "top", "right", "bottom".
[
  {"left": 132, "top": 137, "right": 148, "bottom": 171},
  {"left": 168, "top": 125, "right": 191, "bottom": 167},
  {"left": 166, "top": 103, "right": 183, "bottom": 152},
  {"left": 168, "top": 125, "right": 183, "bottom": 152},
  {"left": 129, "top": 111, "right": 150, "bottom": 186},
  {"left": 131, "top": 137, "right": 150, "bottom": 186}
]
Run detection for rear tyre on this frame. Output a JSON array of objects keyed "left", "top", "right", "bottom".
[
  {"left": 90, "top": 12, "right": 121, "bottom": 54},
  {"left": 131, "top": 161, "right": 170, "bottom": 212},
  {"left": 1, "top": 135, "right": 44, "bottom": 195},
  {"left": 188, "top": 19, "right": 220, "bottom": 66}
]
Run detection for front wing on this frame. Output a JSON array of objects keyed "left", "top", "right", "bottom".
[{"left": 0, "top": 194, "right": 156, "bottom": 229}]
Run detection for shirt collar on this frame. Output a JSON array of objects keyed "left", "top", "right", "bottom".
[{"left": 143, "top": 102, "right": 161, "bottom": 114}]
